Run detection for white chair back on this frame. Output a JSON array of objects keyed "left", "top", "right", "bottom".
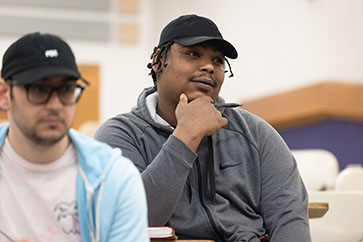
[
  {"left": 291, "top": 149, "right": 339, "bottom": 191},
  {"left": 335, "top": 164, "right": 363, "bottom": 191},
  {"left": 309, "top": 191, "right": 363, "bottom": 242}
]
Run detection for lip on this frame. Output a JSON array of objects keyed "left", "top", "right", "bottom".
[
  {"left": 191, "top": 78, "right": 215, "bottom": 91},
  {"left": 41, "top": 118, "right": 62, "bottom": 126},
  {"left": 192, "top": 78, "right": 214, "bottom": 86}
]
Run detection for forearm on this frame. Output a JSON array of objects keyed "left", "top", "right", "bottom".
[
  {"left": 172, "top": 123, "right": 204, "bottom": 152},
  {"left": 258, "top": 125, "right": 311, "bottom": 241},
  {"left": 94, "top": 116, "right": 202, "bottom": 226},
  {"left": 261, "top": 171, "right": 310, "bottom": 242},
  {"left": 141, "top": 135, "right": 197, "bottom": 225}
]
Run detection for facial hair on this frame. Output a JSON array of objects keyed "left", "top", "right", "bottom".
[{"left": 10, "top": 98, "right": 70, "bottom": 146}]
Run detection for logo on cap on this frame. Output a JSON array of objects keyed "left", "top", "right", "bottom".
[{"left": 45, "top": 49, "right": 59, "bottom": 58}]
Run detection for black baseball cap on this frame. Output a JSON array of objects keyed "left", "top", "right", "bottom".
[
  {"left": 158, "top": 14, "right": 238, "bottom": 59},
  {"left": 1, "top": 32, "right": 87, "bottom": 85}
]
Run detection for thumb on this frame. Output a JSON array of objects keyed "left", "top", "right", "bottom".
[{"left": 178, "top": 93, "right": 188, "bottom": 106}]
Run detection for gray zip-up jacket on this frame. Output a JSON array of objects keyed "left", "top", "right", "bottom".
[{"left": 95, "top": 87, "right": 311, "bottom": 242}]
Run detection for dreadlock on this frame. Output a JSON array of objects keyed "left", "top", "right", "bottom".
[
  {"left": 225, "top": 58, "right": 234, "bottom": 78},
  {"left": 146, "top": 42, "right": 173, "bottom": 89}
]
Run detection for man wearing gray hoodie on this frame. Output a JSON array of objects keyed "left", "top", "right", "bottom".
[{"left": 95, "top": 14, "right": 311, "bottom": 242}]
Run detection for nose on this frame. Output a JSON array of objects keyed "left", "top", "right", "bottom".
[
  {"left": 200, "top": 58, "right": 215, "bottom": 74},
  {"left": 45, "top": 91, "right": 63, "bottom": 109}
]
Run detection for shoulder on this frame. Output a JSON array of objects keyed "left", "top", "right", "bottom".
[
  {"left": 220, "top": 108, "right": 286, "bottom": 152},
  {"left": 102, "top": 148, "right": 145, "bottom": 202},
  {"left": 95, "top": 111, "right": 145, "bottom": 136},
  {"left": 71, "top": 128, "right": 142, "bottom": 185},
  {"left": 69, "top": 129, "right": 125, "bottom": 171},
  {"left": 223, "top": 108, "right": 277, "bottom": 134},
  {"left": 69, "top": 128, "right": 115, "bottom": 153}
]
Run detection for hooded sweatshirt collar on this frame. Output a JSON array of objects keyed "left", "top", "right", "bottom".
[{"left": 0, "top": 123, "right": 117, "bottom": 190}]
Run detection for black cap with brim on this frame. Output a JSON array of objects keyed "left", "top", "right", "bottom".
[
  {"left": 174, "top": 36, "right": 238, "bottom": 59},
  {"left": 1, "top": 32, "right": 88, "bottom": 86},
  {"left": 11, "top": 66, "right": 81, "bottom": 85},
  {"left": 157, "top": 14, "right": 238, "bottom": 60}
]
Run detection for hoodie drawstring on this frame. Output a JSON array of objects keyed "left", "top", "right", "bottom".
[
  {"left": 186, "top": 177, "right": 192, "bottom": 204},
  {"left": 207, "top": 136, "right": 216, "bottom": 202}
]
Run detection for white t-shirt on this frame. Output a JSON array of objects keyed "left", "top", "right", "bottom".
[{"left": 0, "top": 138, "right": 80, "bottom": 242}]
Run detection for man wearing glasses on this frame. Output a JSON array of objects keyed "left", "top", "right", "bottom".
[{"left": 0, "top": 33, "right": 149, "bottom": 242}]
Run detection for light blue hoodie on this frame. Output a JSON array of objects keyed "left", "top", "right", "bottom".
[{"left": 0, "top": 124, "right": 150, "bottom": 242}]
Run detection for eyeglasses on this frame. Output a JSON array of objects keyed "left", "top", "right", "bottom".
[{"left": 16, "top": 83, "right": 85, "bottom": 105}]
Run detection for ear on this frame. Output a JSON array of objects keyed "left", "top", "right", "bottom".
[
  {"left": 151, "top": 48, "right": 165, "bottom": 74},
  {"left": 0, "top": 79, "right": 11, "bottom": 111}
]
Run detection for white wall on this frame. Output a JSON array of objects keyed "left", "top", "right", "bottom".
[
  {"left": 71, "top": 41, "right": 151, "bottom": 121},
  {"left": 1, "top": 0, "right": 363, "bottom": 123},
  {"left": 153, "top": 0, "right": 363, "bottom": 104}
]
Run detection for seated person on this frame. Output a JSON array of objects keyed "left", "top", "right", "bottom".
[
  {"left": 0, "top": 32, "right": 149, "bottom": 242},
  {"left": 95, "top": 14, "right": 311, "bottom": 242}
]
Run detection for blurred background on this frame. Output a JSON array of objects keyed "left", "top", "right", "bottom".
[
  {"left": 1, "top": 0, "right": 363, "bottom": 120},
  {"left": 1, "top": 1, "right": 363, "bottom": 241},
  {"left": 1, "top": 0, "right": 363, "bottom": 170}
]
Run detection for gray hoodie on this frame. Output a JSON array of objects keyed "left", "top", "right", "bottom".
[{"left": 95, "top": 87, "right": 311, "bottom": 242}]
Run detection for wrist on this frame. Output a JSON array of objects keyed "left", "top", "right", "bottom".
[{"left": 173, "top": 126, "right": 203, "bottom": 151}]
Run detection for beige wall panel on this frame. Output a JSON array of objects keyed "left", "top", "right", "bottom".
[
  {"left": 118, "top": 23, "right": 138, "bottom": 43},
  {"left": 118, "top": 0, "right": 139, "bottom": 13},
  {"left": 242, "top": 81, "right": 363, "bottom": 130},
  {"left": 74, "top": 65, "right": 100, "bottom": 130}
]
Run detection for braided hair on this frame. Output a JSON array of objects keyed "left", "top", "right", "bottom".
[{"left": 146, "top": 42, "right": 172, "bottom": 89}]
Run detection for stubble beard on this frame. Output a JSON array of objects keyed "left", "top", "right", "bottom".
[
  {"left": 11, "top": 101, "right": 70, "bottom": 146},
  {"left": 26, "top": 127, "right": 68, "bottom": 146},
  {"left": 15, "top": 116, "right": 69, "bottom": 146}
]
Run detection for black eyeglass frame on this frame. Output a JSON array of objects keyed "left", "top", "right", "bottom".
[{"left": 9, "top": 82, "right": 86, "bottom": 106}]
